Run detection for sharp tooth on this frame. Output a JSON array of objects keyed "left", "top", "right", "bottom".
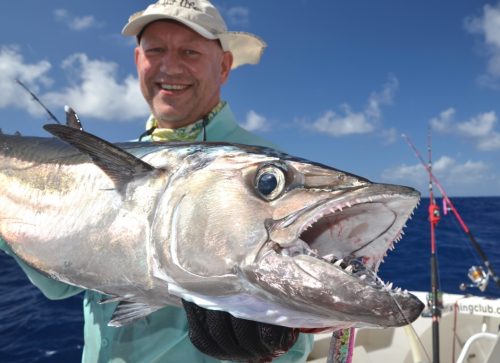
[
  {"left": 346, "top": 202, "right": 351, "bottom": 208},
  {"left": 386, "top": 282, "right": 393, "bottom": 290},
  {"left": 360, "top": 274, "right": 367, "bottom": 280},
  {"left": 345, "top": 265, "right": 353, "bottom": 273},
  {"left": 337, "top": 206, "right": 343, "bottom": 212},
  {"left": 334, "top": 259, "right": 343, "bottom": 267}
]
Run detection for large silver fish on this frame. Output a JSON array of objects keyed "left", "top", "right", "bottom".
[{"left": 0, "top": 125, "right": 423, "bottom": 330}]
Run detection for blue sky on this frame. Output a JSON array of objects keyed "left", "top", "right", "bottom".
[{"left": 1, "top": 1, "right": 499, "bottom": 196}]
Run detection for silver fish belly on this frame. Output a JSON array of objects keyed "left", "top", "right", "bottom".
[{"left": 0, "top": 125, "right": 424, "bottom": 329}]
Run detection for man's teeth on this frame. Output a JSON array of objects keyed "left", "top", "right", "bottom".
[{"left": 160, "top": 84, "right": 188, "bottom": 90}]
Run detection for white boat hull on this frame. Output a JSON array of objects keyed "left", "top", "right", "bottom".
[{"left": 307, "top": 291, "right": 500, "bottom": 363}]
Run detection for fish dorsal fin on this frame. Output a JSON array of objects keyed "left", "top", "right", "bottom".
[
  {"left": 64, "top": 105, "right": 83, "bottom": 131},
  {"left": 108, "top": 301, "right": 162, "bottom": 327},
  {"left": 43, "top": 124, "right": 156, "bottom": 190}
]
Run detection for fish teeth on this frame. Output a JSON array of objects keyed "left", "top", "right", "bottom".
[
  {"left": 345, "top": 265, "right": 353, "bottom": 273},
  {"left": 334, "top": 259, "right": 343, "bottom": 267}
]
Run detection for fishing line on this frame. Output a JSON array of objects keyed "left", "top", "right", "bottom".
[
  {"left": 389, "top": 293, "right": 431, "bottom": 363},
  {"left": 363, "top": 266, "right": 432, "bottom": 362},
  {"left": 446, "top": 212, "right": 483, "bottom": 267}
]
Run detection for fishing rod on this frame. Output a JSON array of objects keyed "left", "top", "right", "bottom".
[
  {"left": 402, "top": 133, "right": 500, "bottom": 289},
  {"left": 15, "top": 79, "right": 62, "bottom": 125},
  {"left": 427, "top": 129, "right": 441, "bottom": 363},
  {"left": 15, "top": 79, "right": 83, "bottom": 131}
]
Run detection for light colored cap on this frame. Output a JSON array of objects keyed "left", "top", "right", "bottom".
[{"left": 122, "top": 0, "right": 266, "bottom": 69}]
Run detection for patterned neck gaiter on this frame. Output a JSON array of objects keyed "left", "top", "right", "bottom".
[{"left": 144, "top": 101, "right": 226, "bottom": 142}]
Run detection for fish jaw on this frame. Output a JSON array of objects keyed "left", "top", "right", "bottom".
[{"left": 241, "top": 183, "right": 424, "bottom": 329}]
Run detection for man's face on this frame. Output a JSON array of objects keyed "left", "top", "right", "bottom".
[{"left": 135, "top": 21, "right": 233, "bottom": 129}]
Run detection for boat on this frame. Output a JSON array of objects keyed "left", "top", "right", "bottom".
[
  {"left": 308, "top": 291, "right": 500, "bottom": 362},
  {"left": 306, "top": 133, "right": 500, "bottom": 363}
]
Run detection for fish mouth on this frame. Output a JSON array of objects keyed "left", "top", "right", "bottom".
[
  {"left": 252, "top": 184, "right": 424, "bottom": 328},
  {"left": 271, "top": 184, "right": 420, "bottom": 268}
]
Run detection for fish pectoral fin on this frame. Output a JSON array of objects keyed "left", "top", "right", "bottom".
[
  {"left": 98, "top": 295, "right": 126, "bottom": 304},
  {"left": 108, "top": 301, "right": 162, "bottom": 327},
  {"left": 43, "top": 124, "right": 156, "bottom": 190}
]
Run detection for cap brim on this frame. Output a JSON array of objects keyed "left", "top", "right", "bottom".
[
  {"left": 219, "top": 32, "right": 267, "bottom": 69},
  {"left": 122, "top": 14, "right": 217, "bottom": 40},
  {"left": 122, "top": 16, "right": 266, "bottom": 69}
]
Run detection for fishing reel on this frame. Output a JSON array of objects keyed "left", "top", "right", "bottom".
[{"left": 459, "top": 265, "right": 489, "bottom": 292}]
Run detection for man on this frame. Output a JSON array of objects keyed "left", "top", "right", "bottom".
[{"left": 0, "top": 1, "right": 314, "bottom": 362}]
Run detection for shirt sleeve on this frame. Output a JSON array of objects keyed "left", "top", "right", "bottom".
[
  {"left": 272, "top": 332, "right": 314, "bottom": 363},
  {"left": 0, "top": 237, "right": 83, "bottom": 300}
]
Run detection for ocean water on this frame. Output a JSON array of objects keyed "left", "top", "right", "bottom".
[{"left": 1, "top": 197, "right": 499, "bottom": 362}]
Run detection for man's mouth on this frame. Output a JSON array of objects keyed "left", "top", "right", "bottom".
[{"left": 159, "top": 83, "right": 190, "bottom": 92}]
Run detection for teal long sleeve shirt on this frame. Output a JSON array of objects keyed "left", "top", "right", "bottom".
[{"left": 0, "top": 103, "right": 314, "bottom": 362}]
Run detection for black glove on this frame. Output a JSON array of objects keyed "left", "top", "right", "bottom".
[{"left": 182, "top": 299, "right": 299, "bottom": 362}]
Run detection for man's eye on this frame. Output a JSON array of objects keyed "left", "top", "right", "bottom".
[
  {"left": 183, "top": 49, "right": 199, "bottom": 56},
  {"left": 145, "top": 47, "right": 163, "bottom": 55}
]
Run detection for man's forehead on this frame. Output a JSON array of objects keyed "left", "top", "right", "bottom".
[{"left": 140, "top": 19, "right": 208, "bottom": 42}]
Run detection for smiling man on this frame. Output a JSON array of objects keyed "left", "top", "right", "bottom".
[
  {"left": 0, "top": 0, "right": 314, "bottom": 362},
  {"left": 134, "top": 20, "right": 232, "bottom": 129},
  {"left": 125, "top": 0, "right": 275, "bottom": 146}
]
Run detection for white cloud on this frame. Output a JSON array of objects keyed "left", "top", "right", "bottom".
[
  {"left": 310, "top": 108, "right": 374, "bottom": 137},
  {"left": 54, "top": 8, "right": 103, "bottom": 31},
  {"left": 429, "top": 107, "right": 456, "bottom": 132},
  {"left": 44, "top": 53, "right": 148, "bottom": 121},
  {"left": 379, "top": 127, "right": 398, "bottom": 144},
  {"left": 307, "top": 75, "right": 398, "bottom": 137},
  {"left": 0, "top": 47, "right": 148, "bottom": 122},
  {"left": 224, "top": 6, "right": 250, "bottom": 26},
  {"left": 382, "top": 156, "right": 492, "bottom": 192},
  {"left": 383, "top": 162, "right": 425, "bottom": 181},
  {"left": 239, "top": 110, "right": 270, "bottom": 132},
  {"left": 366, "top": 76, "right": 398, "bottom": 119},
  {"left": 456, "top": 111, "right": 496, "bottom": 137},
  {"left": 478, "top": 132, "right": 500, "bottom": 150},
  {"left": 0, "top": 46, "right": 53, "bottom": 116},
  {"left": 465, "top": 3, "right": 500, "bottom": 86},
  {"left": 430, "top": 108, "right": 500, "bottom": 150}
]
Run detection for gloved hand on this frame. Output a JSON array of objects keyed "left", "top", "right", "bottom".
[{"left": 182, "top": 299, "right": 299, "bottom": 362}]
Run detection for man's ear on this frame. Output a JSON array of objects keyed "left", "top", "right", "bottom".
[
  {"left": 220, "top": 51, "right": 233, "bottom": 84},
  {"left": 134, "top": 46, "right": 140, "bottom": 66}
]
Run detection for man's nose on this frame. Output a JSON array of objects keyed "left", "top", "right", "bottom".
[{"left": 159, "top": 51, "right": 183, "bottom": 75}]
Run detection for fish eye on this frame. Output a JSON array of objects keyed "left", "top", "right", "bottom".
[{"left": 255, "top": 165, "right": 286, "bottom": 201}]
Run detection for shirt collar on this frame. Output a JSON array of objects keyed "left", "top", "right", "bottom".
[{"left": 144, "top": 101, "right": 227, "bottom": 142}]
